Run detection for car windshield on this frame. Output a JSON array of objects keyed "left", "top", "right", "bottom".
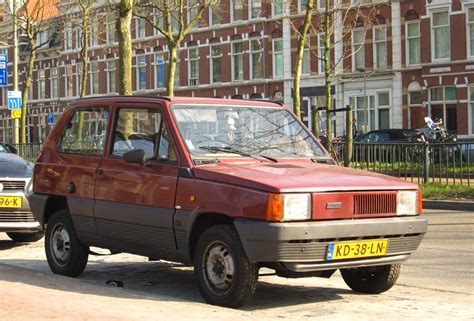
[{"left": 171, "top": 104, "right": 325, "bottom": 159}]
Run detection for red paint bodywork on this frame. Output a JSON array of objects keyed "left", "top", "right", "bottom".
[{"left": 33, "top": 96, "right": 419, "bottom": 222}]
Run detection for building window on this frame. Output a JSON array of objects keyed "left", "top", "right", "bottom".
[
  {"left": 273, "top": 39, "right": 283, "bottom": 78},
  {"left": 90, "top": 16, "right": 99, "bottom": 46},
  {"left": 136, "top": 56, "right": 147, "bottom": 90},
  {"left": 37, "top": 31, "right": 49, "bottom": 47},
  {"left": 406, "top": 21, "right": 421, "bottom": 65},
  {"left": 249, "top": 0, "right": 262, "bottom": 19},
  {"left": 136, "top": 17, "right": 146, "bottom": 39},
  {"left": 432, "top": 10, "right": 450, "bottom": 60},
  {"left": 299, "top": 0, "right": 308, "bottom": 13},
  {"left": 373, "top": 26, "right": 387, "bottom": 69},
  {"left": 273, "top": 0, "right": 283, "bottom": 16},
  {"left": 210, "top": 1, "right": 221, "bottom": 25},
  {"left": 302, "top": 35, "right": 310, "bottom": 75},
  {"left": 210, "top": 45, "right": 222, "bottom": 83},
  {"left": 38, "top": 70, "right": 45, "bottom": 100},
  {"left": 468, "top": 7, "right": 474, "bottom": 58},
  {"left": 318, "top": 33, "right": 326, "bottom": 74},
  {"left": 188, "top": 0, "right": 199, "bottom": 29},
  {"left": 50, "top": 68, "right": 58, "bottom": 98},
  {"left": 231, "top": 41, "right": 244, "bottom": 81},
  {"left": 188, "top": 47, "right": 199, "bottom": 86},
  {"left": 409, "top": 91, "right": 422, "bottom": 105},
  {"left": 155, "top": 53, "right": 165, "bottom": 88},
  {"left": 75, "top": 26, "right": 82, "bottom": 49},
  {"left": 90, "top": 61, "right": 99, "bottom": 95},
  {"left": 353, "top": 29, "right": 365, "bottom": 71},
  {"left": 153, "top": 8, "right": 164, "bottom": 35},
  {"left": 106, "top": 14, "right": 116, "bottom": 43},
  {"left": 65, "top": 22, "right": 73, "bottom": 50},
  {"left": 106, "top": 60, "right": 116, "bottom": 94},
  {"left": 350, "top": 91, "right": 390, "bottom": 132},
  {"left": 76, "top": 63, "right": 83, "bottom": 96},
  {"left": 430, "top": 86, "right": 456, "bottom": 102},
  {"left": 65, "top": 65, "right": 74, "bottom": 97},
  {"left": 174, "top": 58, "right": 180, "bottom": 87},
  {"left": 250, "top": 38, "right": 263, "bottom": 79},
  {"left": 231, "top": 0, "right": 243, "bottom": 22}
]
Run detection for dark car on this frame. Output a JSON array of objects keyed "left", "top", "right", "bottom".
[
  {"left": 30, "top": 97, "right": 427, "bottom": 308},
  {"left": 355, "top": 129, "right": 422, "bottom": 143},
  {"left": 0, "top": 143, "right": 43, "bottom": 242}
]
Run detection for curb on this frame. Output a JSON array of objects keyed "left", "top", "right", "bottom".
[{"left": 423, "top": 199, "right": 474, "bottom": 212}]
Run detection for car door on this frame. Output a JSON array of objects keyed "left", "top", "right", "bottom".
[
  {"left": 93, "top": 104, "right": 180, "bottom": 256},
  {"left": 52, "top": 106, "right": 110, "bottom": 244}
]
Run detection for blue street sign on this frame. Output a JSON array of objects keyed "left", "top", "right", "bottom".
[
  {"left": 7, "top": 90, "right": 22, "bottom": 110},
  {"left": 47, "top": 113, "right": 54, "bottom": 125},
  {"left": 0, "top": 54, "right": 7, "bottom": 87}
]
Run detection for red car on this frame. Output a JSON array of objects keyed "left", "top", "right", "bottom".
[{"left": 30, "top": 97, "right": 427, "bottom": 307}]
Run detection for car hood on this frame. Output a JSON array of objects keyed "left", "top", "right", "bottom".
[
  {"left": 0, "top": 152, "right": 33, "bottom": 178},
  {"left": 192, "top": 160, "right": 417, "bottom": 193}
]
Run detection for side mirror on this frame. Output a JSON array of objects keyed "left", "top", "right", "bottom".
[{"left": 123, "top": 149, "right": 146, "bottom": 165}]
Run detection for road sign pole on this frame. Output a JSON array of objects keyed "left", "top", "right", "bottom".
[{"left": 12, "top": 0, "right": 19, "bottom": 145}]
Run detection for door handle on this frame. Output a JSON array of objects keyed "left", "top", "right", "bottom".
[
  {"left": 67, "top": 182, "right": 75, "bottom": 194},
  {"left": 98, "top": 169, "right": 104, "bottom": 175}
]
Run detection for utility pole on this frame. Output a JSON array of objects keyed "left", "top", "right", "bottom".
[{"left": 12, "top": 0, "right": 19, "bottom": 144}]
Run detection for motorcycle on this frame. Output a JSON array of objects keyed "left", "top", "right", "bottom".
[{"left": 423, "top": 117, "right": 457, "bottom": 143}]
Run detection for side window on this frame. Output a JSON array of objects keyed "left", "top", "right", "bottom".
[
  {"left": 112, "top": 108, "right": 177, "bottom": 161},
  {"left": 58, "top": 108, "right": 109, "bottom": 156}
]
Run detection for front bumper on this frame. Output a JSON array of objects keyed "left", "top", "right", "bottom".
[
  {"left": 234, "top": 216, "right": 427, "bottom": 272},
  {"left": 0, "top": 190, "right": 41, "bottom": 233}
]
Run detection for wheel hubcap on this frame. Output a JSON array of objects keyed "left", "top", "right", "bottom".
[
  {"left": 51, "top": 224, "right": 71, "bottom": 265},
  {"left": 204, "top": 242, "right": 235, "bottom": 294}
]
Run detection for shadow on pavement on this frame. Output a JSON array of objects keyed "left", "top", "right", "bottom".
[
  {"left": 0, "top": 238, "right": 36, "bottom": 251},
  {"left": 0, "top": 258, "right": 348, "bottom": 310}
]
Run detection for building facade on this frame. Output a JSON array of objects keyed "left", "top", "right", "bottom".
[{"left": 0, "top": 0, "right": 473, "bottom": 143}]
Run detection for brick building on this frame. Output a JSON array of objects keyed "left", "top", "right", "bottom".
[{"left": 0, "top": 0, "right": 473, "bottom": 143}]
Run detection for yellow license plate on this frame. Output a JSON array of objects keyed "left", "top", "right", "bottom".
[
  {"left": 0, "top": 196, "right": 22, "bottom": 208},
  {"left": 327, "top": 239, "right": 388, "bottom": 260}
]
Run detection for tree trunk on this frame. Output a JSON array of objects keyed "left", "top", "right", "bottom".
[
  {"left": 20, "top": 48, "right": 35, "bottom": 145},
  {"left": 323, "top": 0, "right": 332, "bottom": 153},
  {"left": 166, "top": 42, "right": 178, "bottom": 97},
  {"left": 292, "top": 0, "right": 314, "bottom": 119},
  {"left": 117, "top": 0, "right": 133, "bottom": 96},
  {"left": 80, "top": 8, "right": 90, "bottom": 99}
]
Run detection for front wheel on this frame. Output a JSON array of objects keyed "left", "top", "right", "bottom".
[
  {"left": 340, "top": 264, "right": 401, "bottom": 294},
  {"left": 194, "top": 225, "right": 259, "bottom": 308},
  {"left": 7, "top": 231, "right": 44, "bottom": 243},
  {"left": 45, "top": 211, "right": 89, "bottom": 277}
]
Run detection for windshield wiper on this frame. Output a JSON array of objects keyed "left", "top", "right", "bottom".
[{"left": 199, "top": 146, "right": 278, "bottom": 163}]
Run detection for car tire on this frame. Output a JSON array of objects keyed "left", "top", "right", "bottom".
[
  {"left": 45, "top": 210, "right": 89, "bottom": 277},
  {"left": 194, "top": 224, "right": 259, "bottom": 308},
  {"left": 340, "top": 264, "right": 401, "bottom": 294},
  {"left": 6, "top": 231, "right": 44, "bottom": 243}
]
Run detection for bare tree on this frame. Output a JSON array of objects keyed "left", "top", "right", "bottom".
[
  {"left": 5, "top": 0, "right": 60, "bottom": 144},
  {"left": 291, "top": 0, "right": 378, "bottom": 156},
  {"left": 136, "top": 0, "right": 217, "bottom": 96}
]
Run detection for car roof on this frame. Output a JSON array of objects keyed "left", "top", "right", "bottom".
[{"left": 73, "top": 96, "right": 283, "bottom": 109}]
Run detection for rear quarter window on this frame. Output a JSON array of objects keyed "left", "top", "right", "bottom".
[{"left": 57, "top": 108, "right": 109, "bottom": 156}]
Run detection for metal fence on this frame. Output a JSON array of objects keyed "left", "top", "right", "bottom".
[
  {"left": 332, "top": 141, "right": 473, "bottom": 186},
  {"left": 11, "top": 143, "right": 42, "bottom": 163}
]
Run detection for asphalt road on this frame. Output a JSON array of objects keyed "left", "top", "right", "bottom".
[{"left": 0, "top": 209, "right": 472, "bottom": 320}]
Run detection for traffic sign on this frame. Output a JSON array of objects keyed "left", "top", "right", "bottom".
[
  {"left": 7, "top": 90, "right": 21, "bottom": 110},
  {"left": 11, "top": 109, "right": 21, "bottom": 119},
  {"left": 0, "top": 54, "right": 7, "bottom": 87},
  {"left": 47, "top": 113, "right": 54, "bottom": 125}
]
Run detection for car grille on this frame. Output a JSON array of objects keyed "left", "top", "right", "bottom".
[
  {"left": 0, "top": 212, "right": 35, "bottom": 222},
  {"left": 353, "top": 192, "right": 397, "bottom": 215},
  {"left": 0, "top": 180, "right": 26, "bottom": 191}
]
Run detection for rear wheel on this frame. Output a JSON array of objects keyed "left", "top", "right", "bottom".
[
  {"left": 7, "top": 231, "right": 44, "bottom": 243},
  {"left": 194, "top": 225, "right": 259, "bottom": 308},
  {"left": 340, "top": 264, "right": 401, "bottom": 294},
  {"left": 45, "top": 211, "right": 89, "bottom": 277}
]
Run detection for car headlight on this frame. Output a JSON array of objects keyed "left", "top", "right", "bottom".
[
  {"left": 397, "top": 190, "right": 421, "bottom": 216},
  {"left": 25, "top": 179, "right": 33, "bottom": 196},
  {"left": 266, "top": 193, "right": 311, "bottom": 221}
]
